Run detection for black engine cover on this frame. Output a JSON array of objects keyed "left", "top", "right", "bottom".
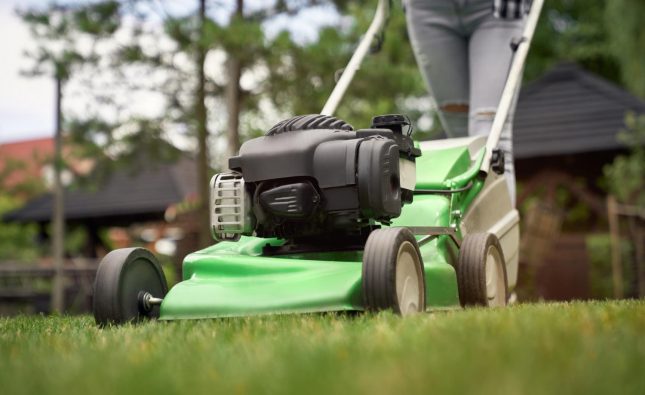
[
  {"left": 226, "top": 115, "right": 419, "bottom": 240},
  {"left": 357, "top": 137, "right": 401, "bottom": 219}
]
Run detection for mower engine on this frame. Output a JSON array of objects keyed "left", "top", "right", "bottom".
[{"left": 210, "top": 114, "right": 421, "bottom": 243}]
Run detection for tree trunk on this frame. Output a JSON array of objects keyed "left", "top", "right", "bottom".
[
  {"left": 226, "top": 58, "right": 242, "bottom": 159},
  {"left": 225, "top": 0, "right": 244, "bottom": 160},
  {"left": 196, "top": 0, "right": 211, "bottom": 247},
  {"left": 51, "top": 76, "right": 65, "bottom": 313}
]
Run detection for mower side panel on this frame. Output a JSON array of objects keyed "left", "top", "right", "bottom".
[
  {"left": 461, "top": 172, "right": 520, "bottom": 290},
  {"left": 160, "top": 251, "right": 364, "bottom": 320}
]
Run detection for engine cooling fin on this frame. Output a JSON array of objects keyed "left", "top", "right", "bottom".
[{"left": 267, "top": 114, "right": 354, "bottom": 136}]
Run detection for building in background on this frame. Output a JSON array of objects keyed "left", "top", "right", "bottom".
[{"left": 514, "top": 63, "right": 645, "bottom": 301}]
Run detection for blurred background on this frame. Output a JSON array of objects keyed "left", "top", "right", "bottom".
[{"left": 0, "top": 0, "right": 643, "bottom": 315}]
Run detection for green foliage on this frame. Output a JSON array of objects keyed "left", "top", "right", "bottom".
[
  {"left": 605, "top": 0, "right": 645, "bottom": 98},
  {"left": 62, "top": 225, "right": 88, "bottom": 256},
  {"left": 266, "top": 1, "right": 434, "bottom": 135},
  {"left": 586, "top": 234, "right": 634, "bottom": 299},
  {"left": 0, "top": 196, "right": 41, "bottom": 262},
  {"left": 527, "top": 0, "right": 645, "bottom": 99},
  {"left": 603, "top": 112, "right": 645, "bottom": 206},
  {"left": 20, "top": 2, "right": 121, "bottom": 81},
  {"left": 526, "top": 0, "right": 619, "bottom": 84},
  {"left": 0, "top": 199, "right": 88, "bottom": 261},
  {"left": 156, "top": 254, "right": 178, "bottom": 287},
  {"left": 73, "top": 1, "right": 120, "bottom": 36},
  {"left": 0, "top": 158, "right": 46, "bottom": 262},
  {"left": 28, "top": 0, "right": 644, "bottom": 160},
  {"left": 0, "top": 301, "right": 644, "bottom": 395},
  {"left": 217, "top": 16, "right": 265, "bottom": 62},
  {"left": 64, "top": 116, "right": 183, "bottom": 189}
]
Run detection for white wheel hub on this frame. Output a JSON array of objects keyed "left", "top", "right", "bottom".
[
  {"left": 395, "top": 241, "right": 423, "bottom": 315},
  {"left": 484, "top": 245, "right": 506, "bottom": 307}
]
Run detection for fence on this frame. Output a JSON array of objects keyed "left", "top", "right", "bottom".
[{"left": 0, "top": 259, "right": 98, "bottom": 315}]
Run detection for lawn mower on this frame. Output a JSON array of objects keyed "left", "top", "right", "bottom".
[{"left": 92, "top": 0, "right": 544, "bottom": 325}]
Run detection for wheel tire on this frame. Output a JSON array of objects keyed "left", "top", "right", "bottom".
[
  {"left": 362, "top": 228, "right": 426, "bottom": 315},
  {"left": 456, "top": 233, "right": 508, "bottom": 307},
  {"left": 266, "top": 114, "right": 353, "bottom": 136},
  {"left": 93, "top": 248, "right": 168, "bottom": 326}
]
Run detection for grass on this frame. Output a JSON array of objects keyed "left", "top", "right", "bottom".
[{"left": 1, "top": 301, "right": 644, "bottom": 395}]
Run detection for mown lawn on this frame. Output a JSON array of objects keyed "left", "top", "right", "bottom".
[{"left": 0, "top": 301, "right": 643, "bottom": 395}]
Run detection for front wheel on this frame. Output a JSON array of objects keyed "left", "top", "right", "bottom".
[
  {"left": 93, "top": 248, "right": 168, "bottom": 326},
  {"left": 362, "top": 228, "right": 426, "bottom": 315}
]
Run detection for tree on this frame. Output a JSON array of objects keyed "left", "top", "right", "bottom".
[
  {"left": 78, "top": 0, "right": 342, "bottom": 245},
  {"left": 195, "top": 0, "right": 211, "bottom": 247},
  {"left": 526, "top": 0, "right": 619, "bottom": 84},
  {"left": 604, "top": 112, "right": 645, "bottom": 207},
  {"left": 20, "top": 1, "right": 120, "bottom": 312},
  {"left": 525, "top": 0, "right": 645, "bottom": 100},
  {"left": 266, "top": 1, "right": 434, "bottom": 135},
  {"left": 0, "top": 160, "right": 44, "bottom": 263},
  {"left": 605, "top": 0, "right": 645, "bottom": 99}
]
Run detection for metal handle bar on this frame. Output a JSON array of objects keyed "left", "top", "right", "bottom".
[
  {"left": 480, "top": 0, "right": 545, "bottom": 173},
  {"left": 320, "top": 0, "right": 391, "bottom": 116}
]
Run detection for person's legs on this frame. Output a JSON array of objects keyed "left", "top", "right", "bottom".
[
  {"left": 405, "top": 0, "right": 469, "bottom": 137},
  {"left": 465, "top": 2, "right": 525, "bottom": 205}
]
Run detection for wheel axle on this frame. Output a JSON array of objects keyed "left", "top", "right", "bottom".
[{"left": 138, "top": 291, "right": 164, "bottom": 313}]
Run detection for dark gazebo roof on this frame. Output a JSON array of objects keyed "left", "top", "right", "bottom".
[
  {"left": 514, "top": 63, "right": 645, "bottom": 159},
  {"left": 3, "top": 157, "right": 198, "bottom": 225}
]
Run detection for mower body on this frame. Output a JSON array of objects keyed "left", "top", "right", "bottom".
[{"left": 159, "top": 136, "right": 520, "bottom": 320}]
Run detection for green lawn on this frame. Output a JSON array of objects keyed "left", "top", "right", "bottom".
[{"left": 1, "top": 301, "right": 644, "bottom": 395}]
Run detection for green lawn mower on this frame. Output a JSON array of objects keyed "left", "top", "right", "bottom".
[{"left": 92, "top": 0, "right": 544, "bottom": 325}]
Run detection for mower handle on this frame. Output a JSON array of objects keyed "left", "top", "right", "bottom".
[
  {"left": 321, "top": 0, "right": 391, "bottom": 117},
  {"left": 480, "top": 0, "right": 544, "bottom": 174},
  {"left": 321, "top": 0, "right": 543, "bottom": 176}
]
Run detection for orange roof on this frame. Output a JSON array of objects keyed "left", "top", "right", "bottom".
[
  {"left": 0, "top": 136, "right": 95, "bottom": 194},
  {"left": 0, "top": 137, "right": 54, "bottom": 189}
]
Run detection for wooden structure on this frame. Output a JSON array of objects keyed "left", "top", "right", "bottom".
[
  {"left": 0, "top": 261, "right": 97, "bottom": 314},
  {"left": 513, "top": 63, "right": 645, "bottom": 300},
  {"left": 4, "top": 156, "right": 200, "bottom": 257},
  {"left": 607, "top": 197, "right": 645, "bottom": 299}
]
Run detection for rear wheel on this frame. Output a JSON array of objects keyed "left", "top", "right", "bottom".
[
  {"left": 456, "top": 233, "right": 508, "bottom": 307},
  {"left": 93, "top": 248, "right": 168, "bottom": 326},
  {"left": 362, "top": 228, "right": 426, "bottom": 315}
]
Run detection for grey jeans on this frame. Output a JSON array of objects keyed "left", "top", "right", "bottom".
[{"left": 406, "top": 0, "right": 525, "bottom": 205}]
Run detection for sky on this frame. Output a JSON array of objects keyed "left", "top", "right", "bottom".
[
  {"left": 0, "top": 0, "right": 340, "bottom": 144},
  {"left": 0, "top": 0, "right": 56, "bottom": 143}
]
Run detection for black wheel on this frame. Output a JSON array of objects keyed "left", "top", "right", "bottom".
[
  {"left": 266, "top": 114, "right": 353, "bottom": 136},
  {"left": 362, "top": 228, "right": 426, "bottom": 315},
  {"left": 456, "top": 233, "right": 508, "bottom": 307},
  {"left": 93, "top": 248, "right": 168, "bottom": 326}
]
